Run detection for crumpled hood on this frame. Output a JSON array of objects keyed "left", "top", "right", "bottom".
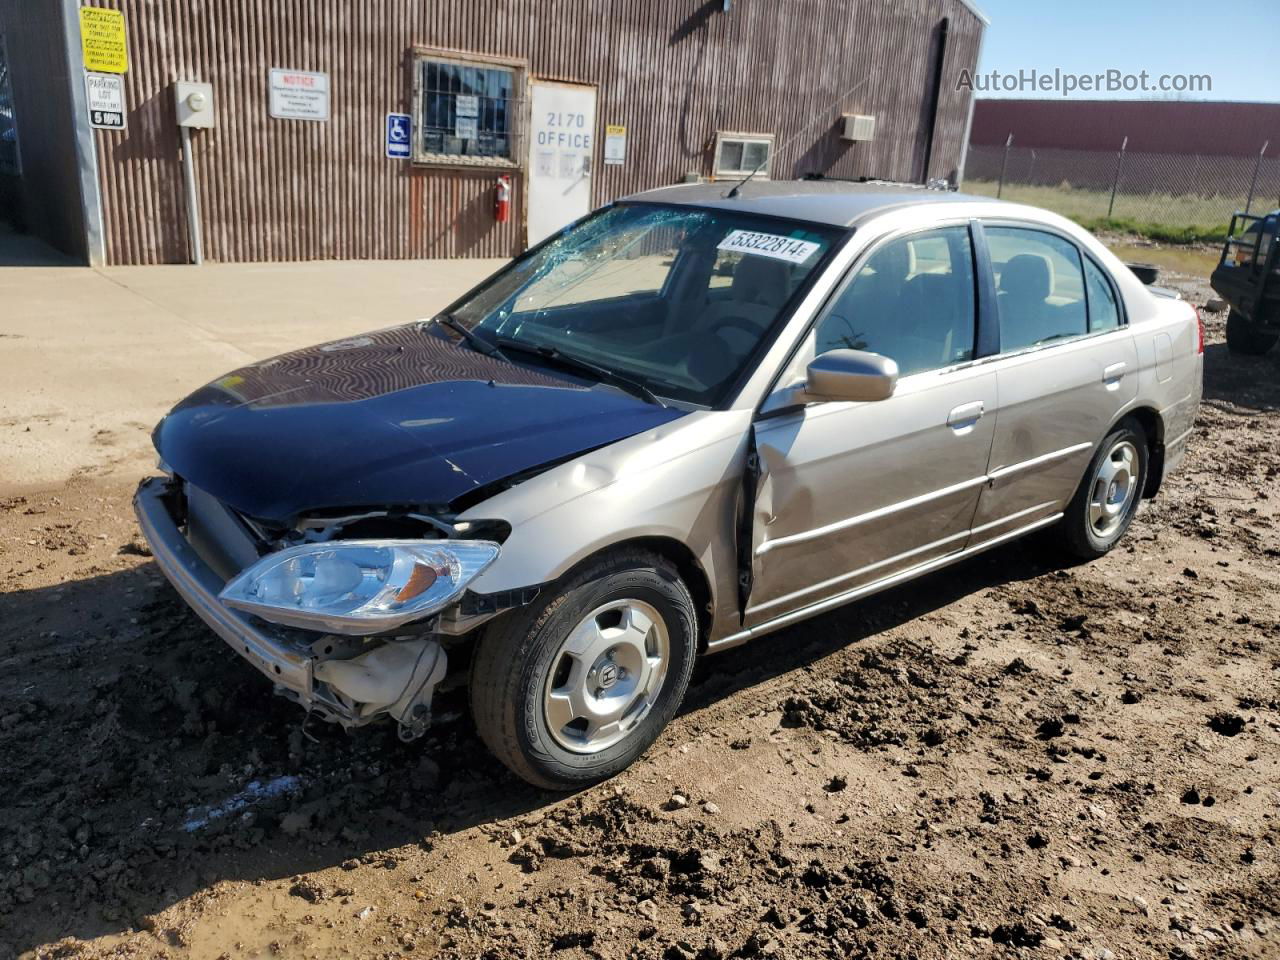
[{"left": 154, "top": 324, "right": 685, "bottom": 523}]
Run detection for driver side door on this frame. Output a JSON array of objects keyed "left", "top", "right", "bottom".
[{"left": 745, "top": 225, "right": 997, "bottom": 629}]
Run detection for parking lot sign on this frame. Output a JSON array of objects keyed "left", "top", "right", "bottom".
[
  {"left": 386, "top": 112, "right": 411, "bottom": 159},
  {"left": 85, "top": 73, "right": 125, "bottom": 130}
]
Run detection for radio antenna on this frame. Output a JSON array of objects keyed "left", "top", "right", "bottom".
[{"left": 725, "top": 73, "right": 871, "bottom": 199}]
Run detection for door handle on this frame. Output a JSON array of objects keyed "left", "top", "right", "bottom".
[
  {"left": 1102, "top": 361, "right": 1127, "bottom": 387},
  {"left": 946, "top": 401, "right": 985, "bottom": 430}
]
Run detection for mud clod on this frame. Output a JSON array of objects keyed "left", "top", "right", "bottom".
[{"left": 1208, "top": 712, "right": 1246, "bottom": 737}]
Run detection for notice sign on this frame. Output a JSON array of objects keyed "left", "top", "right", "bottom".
[
  {"left": 717, "top": 229, "right": 820, "bottom": 265},
  {"left": 269, "top": 69, "right": 330, "bottom": 121},
  {"left": 79, "top": 7, "right": 128, "bottom": 74},
  {"left": 85, "top": 73, "right": 125, "bottom": 130},
  {"left": 604, "top": 124, "right": 626, "bottom": 165}
]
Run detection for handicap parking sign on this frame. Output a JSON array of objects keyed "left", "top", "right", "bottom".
[{"left": 386, "top": 112, "right": 411, "bottom": 159}]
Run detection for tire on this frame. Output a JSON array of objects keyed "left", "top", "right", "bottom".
[
  {"left": 469, "top": 549, "right": 698, "bottom": 790},
  {"left": 1226, "top": 308, "right": 1279, "bottom": 356},
  {"left": 1048, "top": 419, "right": 1149, "bottom": 563}
]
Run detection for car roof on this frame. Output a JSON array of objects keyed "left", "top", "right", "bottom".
[{"left": 621, "top": 179, "right": 999, "bottom": 229}]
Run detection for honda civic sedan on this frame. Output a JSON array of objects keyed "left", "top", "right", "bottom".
[{"left": 135, "top": 180, "right": 1203, "bottom": 789}]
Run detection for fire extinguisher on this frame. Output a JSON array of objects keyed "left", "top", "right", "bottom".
[{"left": 495, "top": 174, "right": 512, "bottom": 223}]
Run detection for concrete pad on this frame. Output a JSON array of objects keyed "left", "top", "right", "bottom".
[{"left": 0, "top": 258, "right": 504, "bottom": 494}]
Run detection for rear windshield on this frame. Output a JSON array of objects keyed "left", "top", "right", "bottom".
[{"left": 448, "top": 203, "right": 845, "bottom": 406}]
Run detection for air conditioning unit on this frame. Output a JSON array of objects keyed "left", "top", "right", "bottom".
[{"left": 841, "top": 114, "right": 876, "bottom": 142}]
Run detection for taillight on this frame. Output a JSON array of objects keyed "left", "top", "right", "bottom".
[{"left": 1194, "top": 305, "right": 1205, "bottom": 354}]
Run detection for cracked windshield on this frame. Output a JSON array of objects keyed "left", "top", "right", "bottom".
[{"left": 449, "top": 204, "right": 843, "bottom": 405}]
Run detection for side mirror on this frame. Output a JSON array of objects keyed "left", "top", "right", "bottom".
[{"left": 797, "top": 349, "right": 898, "bottom": 404}]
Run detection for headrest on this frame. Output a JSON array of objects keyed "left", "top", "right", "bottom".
[
  {"left": 731, "top": 256, "right": 792, "bottom": 307},
  {"left": 868, "top": 240, "right": 912, "bottom": 283},
  {"left": 999, "top": 254, "right": 1051, "bottom": 302}
]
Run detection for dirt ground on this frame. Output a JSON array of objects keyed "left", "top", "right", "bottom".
[{"left": 1, "top": 261, "right": 1277, "bottom": 960}]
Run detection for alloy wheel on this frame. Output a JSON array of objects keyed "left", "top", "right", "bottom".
[
  {"left": 542, "top": 599, "right": 670, "bottom": 753},
  {"left": 1088, "top": 439, "right": 1139, "bottom": 539}
]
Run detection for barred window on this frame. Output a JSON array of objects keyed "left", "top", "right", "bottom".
[{"left": 413, "top": 51, "right": 521, "bottom": 166}]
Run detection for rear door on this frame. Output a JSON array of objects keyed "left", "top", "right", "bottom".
[
  {"left": 745, "top": 225, "right": 997, "bottom": 628},
  {"left": 968, "top": 224, "right": 1138, "bottom": 545}
]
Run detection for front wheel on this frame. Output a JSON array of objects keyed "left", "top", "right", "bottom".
[
  {"left": 1048, "top": 420, "right": 1149, "bottom": 562},
  {"left": 1226, "top": 308, "right": 1279, "bottom": 356},
  {"left": 469, "top": 549, "right": 697, "bottom": 790}
]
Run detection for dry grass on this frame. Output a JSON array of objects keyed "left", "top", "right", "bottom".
[{"left": 963, "top": 179, "right": 1242, "bottom": 243}]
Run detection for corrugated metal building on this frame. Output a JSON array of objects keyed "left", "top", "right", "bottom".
[{"left": 1, "top": 0, "right": 986, "bottom": 266}]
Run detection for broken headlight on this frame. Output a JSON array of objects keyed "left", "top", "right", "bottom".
[{"left": 218, "top": 540, "right": 500, "bottom": 634}]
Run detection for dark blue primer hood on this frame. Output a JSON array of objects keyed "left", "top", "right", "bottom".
[{"left": 154, "top": 324, "right": 686, "bottom": 524}]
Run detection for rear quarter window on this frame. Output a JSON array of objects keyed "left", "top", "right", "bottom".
[{"left": 1083, "top": 257, "right": 1121, "bottom": 332}]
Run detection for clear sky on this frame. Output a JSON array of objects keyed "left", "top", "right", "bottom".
[{"left": 971, "top": 0, "right": 1280, "bottom": 103}]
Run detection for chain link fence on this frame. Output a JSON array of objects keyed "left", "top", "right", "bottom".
[{"left": 964, "top": 142, "right": 1280, "bottom": 239}]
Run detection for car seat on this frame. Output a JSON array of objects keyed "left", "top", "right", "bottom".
[
  {"left": 700, "top": 257, "right": 793, "bottom": 346},
  {"left": 997, "top": 253, "right": 1055, "bottom": 349}
]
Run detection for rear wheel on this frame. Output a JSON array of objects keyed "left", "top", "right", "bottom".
[
  {"left": 1048, "top": 419, "right": 1149, "bottom": 562},
  {"left": 469, "top": 549, "right": 697, "bottom": 790},
  {"left": 1226, "top": 308, "right": 1279, "bottom": 356}
]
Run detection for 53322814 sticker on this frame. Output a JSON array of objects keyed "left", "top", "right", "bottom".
[{"left": 716, "top": 230, "right": 820, "bottom": 265}]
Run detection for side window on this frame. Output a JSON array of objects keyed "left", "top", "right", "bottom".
[
  {"left": 813, "top": 227, "right": 976, "bottom": 377},
  {"left": 708, "top": 250, "right": 745, "bottom": 291},
  {"left": 986, "top": 227, "right": 1087, "bottom": 351},
  {"left": 714, "top": 133, "right": 774, "bottom": 178},
  {"left": 1083, "top": 257, "right": 1121, "bottom": 332}
]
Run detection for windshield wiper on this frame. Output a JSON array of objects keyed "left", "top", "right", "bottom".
[
  {"left": 430, "top": 313, "right": 508, "bottom": 361},
  {"left": 495, "top": 337, "right": 665, "bottom": 407}
]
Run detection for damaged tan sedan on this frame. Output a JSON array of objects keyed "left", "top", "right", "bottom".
[{"left": 136, "top": 181, "right": 1203, "bottom": 788}]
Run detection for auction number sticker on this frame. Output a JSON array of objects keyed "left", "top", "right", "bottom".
[{"left": 717, "top": 230, "right": 820, "bottom": 264}]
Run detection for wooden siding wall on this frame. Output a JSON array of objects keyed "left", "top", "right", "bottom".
[
  {"left": 83, "top": 0, "right": 983, "bottom": 265},
  {"left": 0, "top": 1, "right": 86, "bottom": 259}
]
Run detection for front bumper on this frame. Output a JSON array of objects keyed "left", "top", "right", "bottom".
[{"left": 133, "top": 476, "right": 356, "bottom": 724}]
